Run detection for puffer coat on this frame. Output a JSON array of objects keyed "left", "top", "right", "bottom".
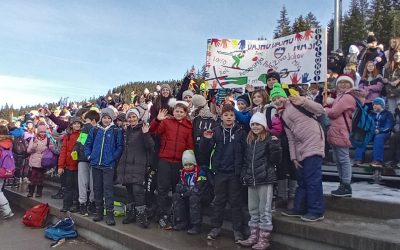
[
  {"left": 116, "top": 123, "right": 155, "bottom": 185},
  {"left": 241, "top": 137, "right": 282, "bottom": 186}
]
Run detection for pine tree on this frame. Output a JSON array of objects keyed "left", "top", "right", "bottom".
[
  {"left": 292, "top": 15, "right": 308, "bottom": 33},
  {"left": 391, "top": 10, "right": 400, "bottom": 37},
  {"left": 369, "top": 0, "right": 393, "bottom": 47},
  {"left": 274, "top": 5, "right": 291, "bottom": 38},
  {"left": 342, "top": 0, "right": 367, "bottom": 52},
  {"left": 305, "top": 12, "right": 320, "bottom": 28}
]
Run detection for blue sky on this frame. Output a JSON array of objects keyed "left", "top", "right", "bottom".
[{"left": 0, "top": 0, "right": 347, "bottom": 108}]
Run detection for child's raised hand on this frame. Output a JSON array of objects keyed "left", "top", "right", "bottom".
[
  {"left": 142, "top": 123, "right": 150, "bottom": 133},
  {"left": 203, "top": 129, "right": 213, "bottom": 139},
  {"left": 157, "top": 109, "right": 168, "bottom": 121}
]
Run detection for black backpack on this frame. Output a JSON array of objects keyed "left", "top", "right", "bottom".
[{"left": 13, "top": 137, "right": 27, "bottom": 156}]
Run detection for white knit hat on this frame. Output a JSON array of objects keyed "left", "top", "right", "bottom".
[
  {"left": 336, "top": 75, "right": 354, "bottom": 87},
  {"left": 126, "top": 108, "right": 141, "bottom": 120},
  {"left": 182, "top": 150, "right": 196, "bottom": 166},
  {"left": 182, "top": 90, "right": 194, "bottom": 98},
  {"left": 191, "top": 95, "right": 207, "bottom": 109},
  {"left": 168, "top": 98, "right": 189, "bottom": 108},
  {"left": 250, "top": 112, "right": 267, "bottom": 130}
]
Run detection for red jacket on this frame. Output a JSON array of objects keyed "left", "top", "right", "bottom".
[
  {"left": 150, "top": 117, "right": 194, "bottom": 163},
  {"left": 58, "top": 130, "right": 80, "bottom": 170}
]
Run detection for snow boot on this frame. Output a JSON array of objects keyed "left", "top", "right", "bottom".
[
  {"left": 122, "top": 203, "right": 136, "bottom": 224},
  {"left": 27, "top": 185, "right": 35, "bottom": 197},
  {"left": 239, "top": 227, "right": 259, "bottom": 247},
  {"left": 252, "top": 229, "right": 271, "bottom": 250},
  {"left": 92, "top": 207, "right": 104, "bottom": 222},
  {"left": 105, "top": 209, "right": 115, "bottom": 226},
  {"left": 136, "top": 206, "right": 149, "bottom": 228}
]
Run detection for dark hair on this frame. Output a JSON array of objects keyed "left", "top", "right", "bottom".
[
  {"left": 0, "top": 125, "right": 8, "bottom": 135},
  {"left": 84, "top": 110, "right": 100, "bottom": 122},
  {"left": 75, "top": 108, "right": 89, "bottom": 119},
  {"left": 222, "top": 104, "right": 235, "bottom": 114}
]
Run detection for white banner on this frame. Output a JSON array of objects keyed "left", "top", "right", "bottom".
[{"left": 204, "top": 28, "right": 327, "bottom": 89}]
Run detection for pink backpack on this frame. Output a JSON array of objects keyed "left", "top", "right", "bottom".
[{"left": 0, "top": 146, "right": 16, "bottom": 178}]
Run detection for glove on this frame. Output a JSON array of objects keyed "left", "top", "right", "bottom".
[
  {"left": 241, "top": 175, "right": 254, "bottom": 185},
  {"left": 71, "top": 151, "right": 78, "bottom": 161}
]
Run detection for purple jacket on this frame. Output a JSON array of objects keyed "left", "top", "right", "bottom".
[
  {"left": 325, "top": 89, "right": 365, "bottom": 147},
  {"left": 358, "top": 76, "right": 383, "bottom": 103},
  {"left": 282, "top": 99, "right": 325, "bottom": 162}
]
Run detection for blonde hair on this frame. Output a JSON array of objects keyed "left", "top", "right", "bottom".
[{"left": 246, "top": 126, "right": 268, "bottom": 144}]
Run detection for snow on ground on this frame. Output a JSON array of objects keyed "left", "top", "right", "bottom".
[{"left": 323, "top": 182, "right": 400, "bottom": 204}]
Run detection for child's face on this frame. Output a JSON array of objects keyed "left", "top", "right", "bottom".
[
  {"left": 394, "top": 52, "right": 400, "bottom": 63},
  {"left": 183, "top": 163, "right": 195, "bottom": 171},
  {"left": 161, "top": 88, "right": 170, "bottom": 97},
  {"left": 222, "top": 111, "right": 235, "bottom": 127},
  {"left": 27, "top": 123, "right": 33, "bottom": 129},
  {"left": 367, "top": 62, "right": 375, "bottom": 73},
  {"left": 273, "top": 96, "right": 286, "bottom": 108},
  {"left": 237, "top": 101, "right": 247, "bottom": 112},
  {"left": 116, "top": 120, "right": 123, "bottom": 127},
  {"left": 251, "top": 122, "right": 265, "bottom": 135},
  {"left": 173, "top": 107, "right": 187, "bottom": 121},
  {"left": 101, "top": 116, "right": 112, "bottom": 127},
  {"left": 183, "top": 95, "right": 192, "bottom": 104},
  {"left": 373, "top": 103, "right": 383, "bottom": 112},
  {"left": 72, "top": 122, "right": 81, "bottom": 131},
  {"left": 252, "top": 92, "right": 263, "bottom": 106},
  {"left": 127, "top": 113, "right": 138, "bottom": 125},
  {"left": 267, "top": 77, "right": 278, "bottom": 88}
]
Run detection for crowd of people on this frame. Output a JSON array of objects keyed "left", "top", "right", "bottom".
[{"left": 0, "top": 32, "right": 399, "bottom": 250}]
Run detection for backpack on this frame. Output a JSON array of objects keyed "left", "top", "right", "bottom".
[
  {"left": 342, "top": 95, "right": 375, "bottom": 148},
  {"left": 103, "top": 201, "right": 126, "bottom": 217},
  {"left": 41, "top": 138, "right": 58, "bottom": 169},
  {"left": 12, "top": 137, "right": 27, "bottom": 156},
  {"left": 22, "top": 203, "right": 49, "bottom": 228},
  {"left": 0, "top": 146, "right": 16, "bottom": 179},
  {"left": 290, "top": 102, "right": 331, "bottom": 134},
  {"left": 44, "top": 217, "right": 78, "bottom": 241}
]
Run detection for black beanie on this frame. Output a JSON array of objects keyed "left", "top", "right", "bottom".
[{"left": 267, "top": 71, "right": 281, "bottom": 83}]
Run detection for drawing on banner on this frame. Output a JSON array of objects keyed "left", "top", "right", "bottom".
[{"left": 204, "top": 28, "right": 327, "bottom": 89}]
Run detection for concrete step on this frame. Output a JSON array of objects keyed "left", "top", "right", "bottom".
[
  {"left": 5, "top": 184, "right": 344, "bottom": 250},
  {"left": 43, "top": 178, "right": 400, "bottom": 220},
  {"left": 273, "top": 210, "right": 400, "bottom": 250}
]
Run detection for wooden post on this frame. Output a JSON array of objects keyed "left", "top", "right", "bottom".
[{"left": 323, "top": 81, "right": 328, "bottom": 106}]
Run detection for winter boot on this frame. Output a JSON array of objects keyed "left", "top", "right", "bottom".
[
  {"left": 252, "top": 229, "right": 271, "bottom": 250},
  {"left": 105, "top": 209, "right": 115, "bottom": 226},
  {"left": 88, "top": 201, "right": 96, "bottom": 215},
  {"left": 239, "top": 227, "right": 259, "bottom": 247},
  {"left": 27, "top": 185, "right": 35, "bottom": 197},
  {"left": 80, "top": 203, "right": 89, "bottom": 216},
  {"left": 207, "top": 227, "right": 221, "bottom": 240},
  {"left": 136, "top": 206, "right": 149, "bottom": 228},
  {"left": 35, "top": 185, "right": 43, "bottom": 198},
  {"left": 0, "top": 200, "right": 14, "bottom": 219},
  {"left": 287, "top": 180, "right": 297, "bottom": 210},
  {"left": 234, "top": 230, "right": 244, "bottom": 243},
  {"left": 331, "top": 183, "right": 352, "bottom": 197},
  {"left": 92, "top": 207, "right": 104, "bottom": 222},
  {"left": 51, "top": 187, "right": 65, "bottom": 199},
  {"left": 69, "top": 201, "right": 79, "bottom": 213},
  {"left": 122, "top": 203, "right": 136, "bottom": 224}
]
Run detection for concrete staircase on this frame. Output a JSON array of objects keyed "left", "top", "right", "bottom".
[{"left": 5, "top": 179, "right": 400, "bottom": 250}]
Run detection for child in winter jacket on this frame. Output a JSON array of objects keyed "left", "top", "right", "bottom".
[
  {"left": 117, "top": 108, "right": 154, "bottom": 228},
  {"left": 355, "top": 97, "right": 394, "bottom": 167},
  {"left": 234, "top": 93, "right": 252, "bottom": 133},
  {"left": 149, "top": 99, "right": 194, "bottom": 230},
  {"left": 239, "top": 112, "right": 282, "bottom": 250},
  {"left": 72, "top": 110, "right": 100, "bottom": 216},
  {"left": 84, "top": 108, "right": 124, "bottom": 226},
  {"left": 0, "top": 125, "right": 14, "bottom": 219},
  {"left": 172, "top": 150, "right": 206, "bottom": 235},
  {"left": 58, "top": 117, "right": 83, "bottom": 213},
  {"left": 358, "top": 61, "right": 384, "bottom": 112},
  {"left": 201, "top": 104, "right": 247, "bottom": 243},
  {"left": 27, "top": 123, "right": 56, "bottom": 197}
]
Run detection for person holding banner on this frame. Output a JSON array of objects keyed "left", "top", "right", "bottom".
[{"left": 270, "top": 83, "right": 326, "bottom": 222}]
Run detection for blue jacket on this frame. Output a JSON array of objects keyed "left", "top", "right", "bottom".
[
  {"left": 371, "top": 110, "right": 394, "bottom": 134},
  {"left": 9, "top": 127, "right": 24, "bottom": 138},
  {"left": 84, "top": 123, "right": 124, "bottom": 168},
  {"left": 234, "top": 109, "right": 252, "bottom": 133}
]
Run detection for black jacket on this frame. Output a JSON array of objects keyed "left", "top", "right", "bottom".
[
  {"left": 116, "top": 123, "right": 155, "bottom": 185},
  {"left": 241, "top": 137, "right": 282, "bottom": 186},
  {"left": 200, "top": 123, "right": 246, "bottom": 176}
]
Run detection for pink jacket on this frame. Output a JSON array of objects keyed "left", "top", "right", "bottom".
[
  {"left": 326, "top": 89, "right": 365, "bottom": 147},
  {"left": 282, "top": 99, "right": 325, "bottom": 162},
  {"left": 27, "top": 137, "right": 55, "bottom": 169}
]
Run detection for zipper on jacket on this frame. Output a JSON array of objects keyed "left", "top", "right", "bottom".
[
  {"left": 99, "top": 129, "right": 106, "bottom": 165},
  {"left": 173, "top": 123, "right": 180, "bottom": 162},
  {"left": 251, "top": 141, "right": 256, "bottom": 186}
]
